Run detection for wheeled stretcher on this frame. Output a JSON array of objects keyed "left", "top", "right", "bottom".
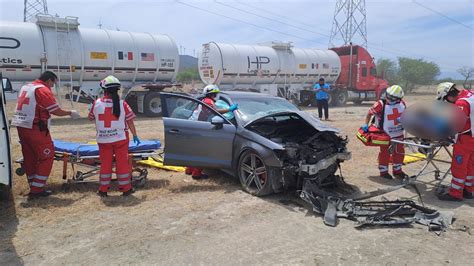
[
  {"left": 390, "top": 137, "right": 453, "bottom": 185},
  {"left": 16, "top": 139, "right": 161, "bottom": 188}
]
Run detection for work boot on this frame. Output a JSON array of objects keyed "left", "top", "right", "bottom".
[
  {"left": 463, "top": 190, "right": 474, "bottom": 199},
  {"left": 97, "top": 191, "right": 108, "bottom": 197},
  {"left": 437, "top": 192, "right": 462, "bottom": 202},
  {"left": 122, "top": 188, "right": 135, "bottom": 197},
  {"left": 380, "top": 173, "right": 393, "bottom": 179},
  {"left": 192, "top": 174, "right": 209, "bottom": 180},
  {"left": 28, "top": 190, "right": 52, "bottom": 199},
  {"left": 393, "top": 171, "right": 409, "bottom": 180}
]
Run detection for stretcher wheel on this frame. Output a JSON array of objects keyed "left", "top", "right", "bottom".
[
  {"left": 132, "top": 168, "right": 147, "bottom": 188},
  {"left": 75, "top": 171, "right": 85, "bottom": 181},
  {"left": 16, "top": 167, "right": 25, "bottom": 176}
]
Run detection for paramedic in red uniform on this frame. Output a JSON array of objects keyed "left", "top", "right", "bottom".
[
  {"left": 435, "top": 82, "right": 474, "bottom": 201},
  {"left": 11, "top": 71, "right": 80, "bottom": 198},
  {"left": 88, "top": 76, "right": 140, "bottom": 197},
  {"left": 361, "top": 85, "right": 409, "bottom": 179},
  {"left": 185, "top": 84, "right": 238, "bottom": 180}
]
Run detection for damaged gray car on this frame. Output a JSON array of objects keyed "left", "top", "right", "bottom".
[{"left": 160, "top": 91, "right": 351, "bottom": 196}]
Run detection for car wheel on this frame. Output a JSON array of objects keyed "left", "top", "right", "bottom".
[{"left": 238, "top": 150, "right": 273, "bottom": 196}]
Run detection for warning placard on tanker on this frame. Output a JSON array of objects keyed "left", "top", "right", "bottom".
[
  {"left": 90, "top": 52, "right": 108, "bottom": 60},
  {"left": 299, "top": 64, "right": 307, "bottom": 69}
]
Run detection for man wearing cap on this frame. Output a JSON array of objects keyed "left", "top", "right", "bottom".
[{"left": 314, "top": 78, "right": 331, "bottom": 120}]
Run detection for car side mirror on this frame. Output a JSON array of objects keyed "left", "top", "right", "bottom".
[
  {"left": 211, "top": 116, "right": 225, "bottom": 129},
  {"left": 2, "top": 78, "right": 13, "bottom": 92}
]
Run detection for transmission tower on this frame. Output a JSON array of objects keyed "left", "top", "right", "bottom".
[
  {"left": 329, "top": 0, "right": 367, "bottom": 48},
  {"left": 24, "top": 0, "right": 48, "bottom": 22}
]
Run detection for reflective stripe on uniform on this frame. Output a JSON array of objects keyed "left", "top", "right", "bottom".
[
  {"left": 116, "top": 173, "right": 129, "bottom": 178},
  {"left": 393, "top": 164, "right": 402, "bottom": 170},
  {"left": 31, "top": 182, "right": 45, "bottom": 188},
  {"left": 466, "top": 176, "right": 474, "bottom": 180},
  {"left": 465, "top": 182, "right": 473, "bottom": 186},
  {"left": 35, "top": 175, "right": 48, "bottom": 181},
  {"left": 27, "top": 175, "right": 35, "bottom": 180},
  {"left": 118, "top": 180, "right": 130, "bottom": 185},
  {"left": 450, "top": 183, "right": 463, "bottom": 190},
  {"left": 100, "top": 173, "right": 112, "bottom": 178},
  {"left": 100, "top": 181, "right": 110, "bottom": 185},
  {"left": 379, "top": 165, "right": 388, "bottom": 171},
  {"left": 452, "top": 177, "right": 465, "bottom": 184}
]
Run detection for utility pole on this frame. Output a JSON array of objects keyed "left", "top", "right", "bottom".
[
  {"left": 329, "top": 0, "right": 367, "bottom": 48},
  {"left": 24, "top": 0, "right": 48, "bottom": 22}
]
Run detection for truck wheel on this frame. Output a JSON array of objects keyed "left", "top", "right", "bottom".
[
  {"left": 335, "top": 91, "right": 348, "bottom": 106},
  {"left": 143, "top": 92, "right": 162, "bottom": 117},
  {"left": 327, "top": 93, "right": 334, "bottom": 106}
]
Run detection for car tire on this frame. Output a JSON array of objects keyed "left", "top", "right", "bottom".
[
  {"left": 143, "top": 91, "right": 162, "bottom": 117},
  {"left": 238, "top": 150, "right": 274, "bottom": 196}
]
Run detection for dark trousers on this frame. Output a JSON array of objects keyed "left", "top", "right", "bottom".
[{"left": 316, "top": 99, "right": 329, "bottom": 119}]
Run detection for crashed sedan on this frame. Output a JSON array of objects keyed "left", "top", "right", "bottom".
[{"left": 160, "top": 91, "right": 351, "bottom": 196}]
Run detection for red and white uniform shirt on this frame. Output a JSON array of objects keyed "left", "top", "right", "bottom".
[
  {"left": 456, "top": 93, "right": 473, "bottom": 136},
  {"left": 89, "top": 97, "right": 136, "bottom": 143},
  {"left": 369, "top": 100, "right": 406, "bottom": 138},
  {"left": 11, "top": 80, "right": 60, "bottom": 129}
]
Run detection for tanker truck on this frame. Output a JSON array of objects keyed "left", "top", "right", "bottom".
[
  {"left": 198, "top": 41, "right": 388, "bottom": 106},
  {"left": 0, "top": 15, "right": 180, "bottom": 116}
]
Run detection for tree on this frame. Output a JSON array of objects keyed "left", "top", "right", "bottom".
[
  {"left": 376, "top": 58, "right": 399, "bottom": 85},
  {"left": 176, "top": 68, "right": 199, "bottom": 83},
  {"left": 397, "top": 57, "right": 440, "bottom": 93},
  {"left": 457, "top": 66, "right": 474, "bottom": 89}
]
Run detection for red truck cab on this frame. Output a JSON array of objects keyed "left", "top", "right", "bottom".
[{"left": 330, "top": 45, "right": 388, "bottom": 105}]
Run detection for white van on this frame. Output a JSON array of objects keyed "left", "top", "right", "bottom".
[{"left": 0, "top": 75, "right": 13, "bottom": 192}]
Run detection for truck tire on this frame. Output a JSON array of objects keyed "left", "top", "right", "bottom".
[
  {"left": 143, "top": 91, "right": 162, "bottom": 117},
  {"left": 335, "top": 91, "right": 348, "bottom": 106}
]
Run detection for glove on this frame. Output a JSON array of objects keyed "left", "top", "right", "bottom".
[
  {"left": 229, "top": 104, "right": 239, "bottom": 112},
  {"left": 133, "top": 135, "right": 141, "bottom": 146},
  {"left": 361, "top": 124, "right": 369, "bottom": 132},
  {"left": 70, "top": 110, "right": 81, "bottom": 119}
]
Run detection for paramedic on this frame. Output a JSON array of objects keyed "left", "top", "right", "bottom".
[
  {"left": 88, "top": 76, "right": 140, "bottom": 197},
  {"left": 435, "top": 82, "right": 473, "bottom": 201},
  {"left": 361, "top": 85, "right": 409, "bottom": 180},
  {"left": 11, "top": 71, "right": 80, "bottom": 198},
  {"left": 314, "top": 78, "right": 331, "bottom": 120},
  {"left": 185, "top": 84, "right": 238, "bottom": 180}
]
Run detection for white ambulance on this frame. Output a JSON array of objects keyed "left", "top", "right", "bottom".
[{"left": 0, "top": 75, "right": 13, "bottom": 193}]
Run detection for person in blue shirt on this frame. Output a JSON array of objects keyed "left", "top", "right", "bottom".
[{"left": 314, "top": 78, "right": 331, "bottom": 120}]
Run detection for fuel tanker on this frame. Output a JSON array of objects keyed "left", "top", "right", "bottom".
[
  {"left": 198, "top": 41, "right": 388, "bottom": 106},
  {"left": 0, "top": 15, "right": 180, "bottom": 116}
]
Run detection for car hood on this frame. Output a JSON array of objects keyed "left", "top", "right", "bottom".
[{"left": 244, "top": 111, "right": 340, "bottom": 133}]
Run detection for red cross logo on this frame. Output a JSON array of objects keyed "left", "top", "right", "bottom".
[
  {"left": 387, "top": 108, "right": 401, "bottom": 125},
  {"left": 98, "top": 107, "right": 118, "bottom": 128},
  {"left": 17, "top": 91, "right": 30, "bottom": 111}
]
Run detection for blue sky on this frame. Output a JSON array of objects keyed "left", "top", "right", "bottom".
[{"left": 1, "top": 0, "right": 473, "bottom": 79}]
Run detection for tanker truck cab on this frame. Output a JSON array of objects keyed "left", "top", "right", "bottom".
[
  {"left": 330, "top": 45, "right": 388, "bottom": 105},
  {"left": 0, "top": 75, "right": 13, "bottom": 194}
]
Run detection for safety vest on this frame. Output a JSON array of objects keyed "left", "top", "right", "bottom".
[
  {"left": 460, "top": 95, "right": 474, "bottom": 137},
  {"left": 93, "top": 98, "right": 126, "bottom": 143},
  {"left": 11, "top": 83, "right": 42, "bottom": 129},
  {"left": 378, "top": 102, "right": 405, "bottom": 138}
]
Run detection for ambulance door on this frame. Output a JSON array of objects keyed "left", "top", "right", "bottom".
[{"left": 0, "top": 76, "right": 13, "bottom": 188}]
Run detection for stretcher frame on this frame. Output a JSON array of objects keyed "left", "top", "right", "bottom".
[
  {"left": 390, "top": 137, "right": 453, "bottom": 186},
  {"left": 16, "top": 143, "right": 160, "bottom": 188}
]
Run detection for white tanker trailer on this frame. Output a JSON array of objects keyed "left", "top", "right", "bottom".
[
  {"left": 0, "top": 15, "right": 180, "bottom": 116},
  {"left": 198, "top": 42, "right": 388, "bottom": 106}
]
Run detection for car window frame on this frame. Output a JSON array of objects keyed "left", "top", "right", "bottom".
[{"left": 160, "top": 92, "right": 234, "bottom": 125}]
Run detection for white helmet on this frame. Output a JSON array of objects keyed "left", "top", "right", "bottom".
[
  {"left": 436, "top": 82, "right": 458, "bottom": 101},
  {"left": 203, "top": 84, "right": 220, "bottom": 95},
  {"left": 100, "top": 75, "right": 121, "bottom": 89},
  {"left": 386, "top": 85, "right": 404, "bottom": 99}
]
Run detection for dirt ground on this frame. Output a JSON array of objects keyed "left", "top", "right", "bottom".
[{"left": 1, "top": 90, "right": 473, "bottom": 265}]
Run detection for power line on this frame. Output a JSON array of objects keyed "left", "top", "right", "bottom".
[
  {"left": 177, "top": 0, "right": 462, "bottom": 70},
  {"left": 412, "top": 0, "right": 473, "bottom": 31},
  {"left": 175, "top": 0, "right": 320, "bottom": 44}
]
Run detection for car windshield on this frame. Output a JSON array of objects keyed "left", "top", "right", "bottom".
[{"left": 232, "top": 97, "right": 299, "bottom": 124}]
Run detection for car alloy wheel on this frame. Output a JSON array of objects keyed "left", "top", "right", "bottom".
[{"left": 238, "top": 151, "right": 273, "bottom": 196}]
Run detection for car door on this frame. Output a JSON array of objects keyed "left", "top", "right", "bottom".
[
  {"left": 0, "top": 76, "right": 13, "bottom": 187},
  {"left": 160, "top": 92, "right": 236, "bottom": 168}
]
